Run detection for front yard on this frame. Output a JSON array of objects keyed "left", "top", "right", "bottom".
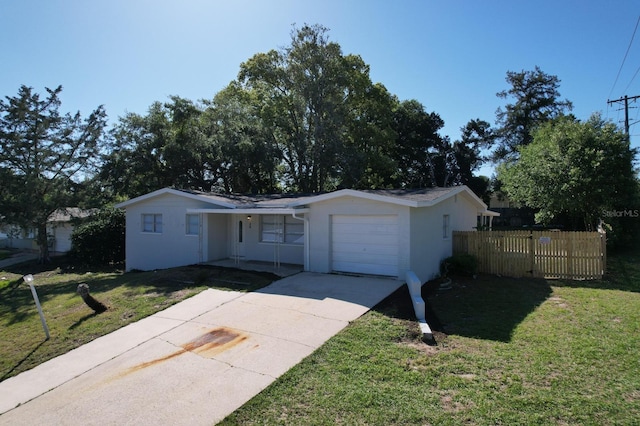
[
  {"left": 1, "top": 249, "right": 639, "bottom": 424},
  {"left": 0, "top": 249, "right": 11, "bottom": 261},
  {"left": 0, "top": 259, "right": 276, "bottom": 381},
  {"left": 221, "top": 249, "right": 640, "bottom": 425}
]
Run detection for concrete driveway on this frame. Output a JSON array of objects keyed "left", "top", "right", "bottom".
[
  {"left": 0, "top": 272, "right": 402, "bottom": 425},
  {"left": 0, "top": 251, "right": 39, "bottom": 269}
]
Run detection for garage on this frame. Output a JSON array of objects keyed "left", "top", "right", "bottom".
[
  {"left": 52, "top": 224, "right": 73, "bottom": 253},
  {"left": 331, "top": 215, "right": 399, "bottom": 276}
]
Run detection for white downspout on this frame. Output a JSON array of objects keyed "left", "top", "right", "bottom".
[{"left": 198, "top": 213, "right": 203, "bottom": 264}]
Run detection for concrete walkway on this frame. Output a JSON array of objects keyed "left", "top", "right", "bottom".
[
  {"left": 0, "top": 272, "right": 402, "bottom": 425},
  {"left": 0, "top": 251, "right": 38, "bottom": 270}
]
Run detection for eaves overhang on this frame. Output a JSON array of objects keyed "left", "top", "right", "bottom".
[{"left": 186, "top": 208, "right": 310, "bottom": 215}]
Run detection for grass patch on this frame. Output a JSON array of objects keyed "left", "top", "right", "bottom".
[
  {"left": 0, "top": 249, "right": 12, "bottom": 261},
  {"left": 0, "top": 257, "right": 277, "bottom": 381},
  {"left": 221, "top": 248, "right": 640, "bottom": 425}
]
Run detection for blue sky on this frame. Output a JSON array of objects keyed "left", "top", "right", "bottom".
[{"left": 1, "top": 0, "right": 639, "bottom": 177}]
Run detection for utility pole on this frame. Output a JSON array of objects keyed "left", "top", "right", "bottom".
[{"left": 607, "top": 94, "right": 640, "bottom": 134}]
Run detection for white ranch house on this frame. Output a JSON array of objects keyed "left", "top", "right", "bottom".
[{"left": 116, "top": 186, "right": 498, "bottom": 283}]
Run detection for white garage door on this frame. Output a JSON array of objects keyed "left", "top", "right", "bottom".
[
  {"left": 331, "top": 215, "right": 399, "bottom": 276},
  {"left": 53, "top": 224, "right": 73, "bottom": 252}
]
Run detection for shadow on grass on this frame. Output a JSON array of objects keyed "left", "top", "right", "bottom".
[
  {"left": 375, "top": 247, "right": 640, "bottom": 343},
  {"left": 0, "top": 256, "right": 277, "bottom": 327},
  {"left": 374, "top": 275, "right": 553, "bottom": 343},
  {"left": 69, "top": 312, "right": 100, "bottom": 330},
  {"left": 433, "top": 275, "right": 553, "bottom": 342},
  {"left": 0, "top": 340, "right": 47, "bottom": 382}
]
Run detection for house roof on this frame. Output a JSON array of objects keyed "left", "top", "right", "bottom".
[
  {"left": 187, "top": 190, "right": 313, "bottom": 209},
  {"left": 288, "top": 186, "right": 488, "bottom": 209},
  {"left": 48, "top": 208, "right": 96, "bottom": 223},
  {"left": 116, "top": 186, "right": 495, "bottom": 214},
  {"left": 115, "top": 188, "right": 313, "bottom": 210},
  {"left": 115, "top": 188, "right": 237, "bottom": 209}
]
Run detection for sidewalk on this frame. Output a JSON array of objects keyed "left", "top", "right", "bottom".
[
  {"left": 0, "top": 272, "right": 402, "bottom": 425},
  {"left": 0, "top": 251, "right": 38, "bottom": 270}
]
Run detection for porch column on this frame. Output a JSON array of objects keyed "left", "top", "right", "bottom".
[{"left": 291, "top": 211, "right": 309, "bottom": 271}]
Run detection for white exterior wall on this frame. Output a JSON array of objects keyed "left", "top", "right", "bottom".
[
  {"left": 307, "top": 196, "right": 411, "bottom": 278},
  {"left": 1, "top": 225, "right": 34, "bottom": 250},
  {"left": 452, "top": 192, "right": 481, "bottom": 231},
  {"left": 207, "top": 214, "right": 227, "bottom": 261},
  {"left": 409, "top": 192, "right": 480, "bottom": 282},
  {"left": 5, "top": 237, "right": 34, "bottom": 250},
  {"left": 124, "top": 193, "right": 228, "bottom": 271}
]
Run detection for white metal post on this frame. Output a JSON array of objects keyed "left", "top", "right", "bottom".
[{"left": 23, "top": 274, "right": 50, "bottom": 340}]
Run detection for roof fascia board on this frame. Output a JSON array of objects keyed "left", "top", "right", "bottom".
[
  {"left": 288, "top": 189, "right": 417, "bottom": 207},
  {"left": 415, "top": 186, "right": 488, "bottom": 210},
  {"left": 116, "top": 186, "right": 489, "bottom": 211},
  {"left": 456, "top": 185, "right": 489, "bottom": 209},
  {"left": 115, "top": 188, "right": 237, "bottom": 209}
]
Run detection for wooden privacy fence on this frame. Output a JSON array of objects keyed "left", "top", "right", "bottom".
[{"left": 452, "top": 231, "right": 606, "bottom": 280}]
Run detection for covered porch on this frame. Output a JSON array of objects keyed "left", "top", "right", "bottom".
[
  {"left": 187, "top": 207, "right": 309, "bottom": 275},
  {"left": 204, "top": 258, "right": 304, "bottom": 277},
  {"left": 478, "top": 209, "right": 500, "bottom": 230}
]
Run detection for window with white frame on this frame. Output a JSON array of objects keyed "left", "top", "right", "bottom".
[
  {"left": 186, "top": 214, "right": 199, "bottom": 235},
  {"left": 142, "top": 214, "right": 163, "bottom": 233},
  {"left": 443, "top": 214, "right": 450, "bottom": 239},
  {"left": 260, "top": 215, "right": 303, "bottom": 244}
]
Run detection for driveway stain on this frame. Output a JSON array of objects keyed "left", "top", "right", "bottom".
[
  {"left": 123, "top": 327, "right": 248, "bottom": 375},
  {"left": 183, "top": 327, "right": 248, "bottom": 357}
]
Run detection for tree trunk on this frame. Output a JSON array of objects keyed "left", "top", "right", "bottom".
[
  {"left": 36, "top": 222, "right": 50, "bottom": 264},
  {"left": 77, "top": 283, "right": 108, "bottom": 313}
]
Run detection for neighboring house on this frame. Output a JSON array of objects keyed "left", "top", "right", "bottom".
[
  {"left": 488, "top": 193, "right": 536, "bottom": 228},
  {"left": 117, "top": 186, "right": 498, "bottom": 282},
  {"left": 0, "top": 208, "right": 94, "bottom": 253}
]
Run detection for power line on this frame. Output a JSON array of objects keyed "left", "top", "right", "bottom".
[
  {"left": 608, "top": 15, "right": 640, "bottom": 100},
  {"left": 623, "top": 63, "right": 640, "bottom": 93}
]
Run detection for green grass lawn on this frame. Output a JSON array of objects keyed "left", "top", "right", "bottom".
[
  {"left": 0, "top": 257, "right": 277, "bottom": 381},
  {"left": 0, "top": 249, "right": 11, "bottom": 261},
  {"left": 221, "top": 248, "right": 640, "bottom": 425}
]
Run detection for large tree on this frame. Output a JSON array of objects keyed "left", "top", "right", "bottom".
[
  {"left": 338, "top": 82, "right": 397, "bottom": 189},
  {"left": 206, "top": 82, "right": 281, "bottom": 193},
  {"left": 497, "top": 113, "right": 638, "bottom": 234},
  {"left": 451, "top": 119, "right": 495, "bottom": 201},
  {"left": 237, "top": 24, "right": 396, "bottom": 192},
  {"left": 0, "top": 85, "right": 107, "bottom": 262},
  {"left": 391, "top": 99, "right": 451, "bottom": 188},
  {"left": 493, "top": 66, "right": 573, "bottom": 161},
  {"left": 101, "top": 25, "right": 466, "bottom": 195},
  {"left": 101, "top": 96, "right": 218, "bottom": 198}
]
